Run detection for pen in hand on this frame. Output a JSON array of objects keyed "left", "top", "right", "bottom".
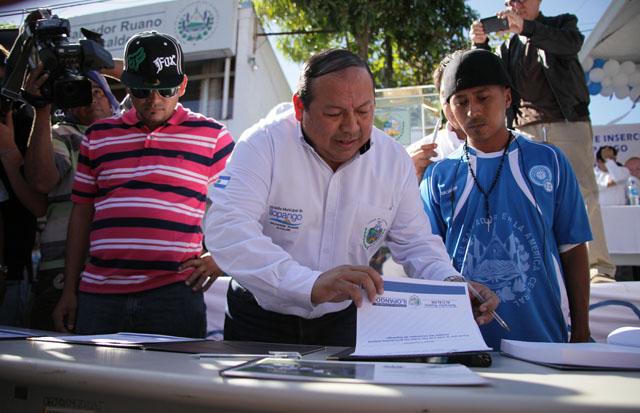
[{"left": 466, "top": 282, "right": 510, "bottom": 332}]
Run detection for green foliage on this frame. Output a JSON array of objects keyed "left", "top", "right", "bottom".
[{"left": 254, "top": 0, "right": 478, "bottom": 88}]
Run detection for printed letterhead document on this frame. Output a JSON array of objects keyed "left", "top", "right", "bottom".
[{"left": 352, "top": 278, "right": 491, "bottom": 357}]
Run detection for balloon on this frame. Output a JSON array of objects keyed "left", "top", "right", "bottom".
[
  {"left": 602, "top": 76, "right": 613, "bottom": 87},
  {"left": 600, "top": 86, "right": 614, "bottom": 97},
  {"left": 630, "top": 86, "right": 640, "bottom": 102},
  {"left": 620, "top": 61, "right": 636, "bottom": 75},
  {"left": 629, "top": 71, "right": 640, "bottom": 87},
  {"left": 614, "top": 84, "right": 629, "bottom": 99},
  {"left": 613, "top": 72, "right": 629, "bottom": 88},
  {"left": 592, "top": 58, "right": 606, "bottom": 69},
  {"left": 583, "top": 56, "right": 594, "bottom": 72},
  {"left": 603, "top": 59, "right": 620, "bottom": 76},
  {"left": 588, "top": 82, "right": 602, "bottom": 95},
  {"left": 589, "top": 68, "right": 605, "bottom": 83}
]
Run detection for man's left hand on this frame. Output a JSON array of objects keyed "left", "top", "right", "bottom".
[
  {"left": 180, "top": 253, "right": 222, "bottom": 292},
  {"left": 468, "top": 281, "right": 500, "bottom": 326}
]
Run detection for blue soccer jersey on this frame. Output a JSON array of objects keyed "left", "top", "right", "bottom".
[{"left": 420, "top": 134, "right": 592, "bottom": 350}]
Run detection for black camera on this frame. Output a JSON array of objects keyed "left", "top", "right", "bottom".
[{"left": 1, "top": 9, "right": 114, "bottom": 110}]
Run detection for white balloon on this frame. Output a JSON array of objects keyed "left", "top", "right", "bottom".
[
  {"left": 630, "top": 86, "right": 640, "bottom": 102},
  {"left": 614, "top": 84, "right": 629, "bottom": 99},
  {"left": 600, "top": 86, "right": 614, "bottom": 97},
  {"left": 613, "top": 73, "right": 629, "bottom": 88},
  {"left": 629, "top": 71, "right": 640, "bottom": 87},
  {"left": 589, "top": 68, "right": 605, "bottom": 83},
  {"left": 583, "top": 56, "right": 594, "bottom": 72},
  {"left": 620, "top": 61, "right": 636, "bottom": 75},
  {"left": 604, "top": 59, "right": 620, "bottom": 76},
  {"left": 602, "top": 76, "right": 613, "bottom": 87}
]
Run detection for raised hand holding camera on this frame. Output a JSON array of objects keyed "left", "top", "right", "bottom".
[{"left": 1, "top": 9, "right": 114, "bottom": 111}]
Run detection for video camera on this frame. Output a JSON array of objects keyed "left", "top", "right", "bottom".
[{"left": 1, "top": 8, "right": 114, "bottom": 112}]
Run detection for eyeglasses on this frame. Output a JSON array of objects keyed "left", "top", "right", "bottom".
[
  {"left": 129, "top": 87, "right": 180, "bottom": 99},
  {"left": 505, "top": 0, "right": 526, "bottom": 5}
]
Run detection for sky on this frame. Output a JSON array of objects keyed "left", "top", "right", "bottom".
[{"left": 273, "top": 0, "right": 639, "bottom": 126}]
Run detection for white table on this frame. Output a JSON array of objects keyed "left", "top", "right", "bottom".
[
  {"left": 1, "top": 339, "right": 639, "bottom": 412},
  {"left": 601, "top": 205, "right": 640, "bottom": 265}
]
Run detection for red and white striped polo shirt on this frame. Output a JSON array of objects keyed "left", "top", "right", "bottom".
[{"left": 71, "top": 104, "right": 234, "bottom": 293}]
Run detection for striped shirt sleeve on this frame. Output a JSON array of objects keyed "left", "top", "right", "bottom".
[
  {"left": 71, "top": 132, "right": 98, "bottom": 203},
  {"left": 209, "top": 127, "right": 235, "bottom": 183}
]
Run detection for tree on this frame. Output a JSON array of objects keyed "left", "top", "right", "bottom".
[{"left": 254, "top": 0, "right": 478, "bottom": 88}]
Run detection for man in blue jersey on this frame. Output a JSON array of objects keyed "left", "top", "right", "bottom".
[{"left": 420, "top": 49, "right": 591, "bottom": 350}]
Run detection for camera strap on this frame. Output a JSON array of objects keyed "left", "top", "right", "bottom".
[{"left": 20, "top": 89, "right": 49, "bottom": 109}]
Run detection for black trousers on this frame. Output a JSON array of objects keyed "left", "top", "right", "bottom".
[{"left": 224, "top": 279, "right": 356, "bottom": 346}]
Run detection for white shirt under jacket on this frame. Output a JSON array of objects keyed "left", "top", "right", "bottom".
[{"left": 205, "top": 109, "right": 458, "bottom": 319}]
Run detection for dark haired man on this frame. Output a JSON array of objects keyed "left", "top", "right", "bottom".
[
  {"left": 421, "top": 48, "right": 591, "bottom": 350},
  {"left": 471, "top": 0, "right": 615, "bottom": 283},
  {"left": 206, "top": 48, "right": 498, "bottom": 346},
  {"left": 53, "top": 31, "right": 234, "bottom": 337}
]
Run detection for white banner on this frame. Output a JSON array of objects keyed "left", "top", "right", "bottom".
[{"left": 593, "top": 124, "right": 640, "bottom": 174}]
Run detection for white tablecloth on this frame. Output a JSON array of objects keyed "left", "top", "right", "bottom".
[{"left": 601, "top": 205, "right": 640, "bottom": 265}]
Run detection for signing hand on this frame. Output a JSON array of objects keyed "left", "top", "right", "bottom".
[
  {"left": 468, "top": 281, "right": 500, "bottom": 326},
  {"left": 311, "top": 265, "right": 384, "bottom": 307},
  {"left": 180, "top": 252, "right": 222, "bottom": 292}
]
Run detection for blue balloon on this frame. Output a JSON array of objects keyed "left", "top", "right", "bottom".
[
  {"left": 588, "top": 81, "right": 602, "bottom": 95},
  {"left": 593, "top": 58, "right": 605, "bottom": 69}
]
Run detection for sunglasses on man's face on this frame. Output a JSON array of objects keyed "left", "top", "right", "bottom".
[{"left": 129, "top": 87, "right": 180, "bottom": 99}]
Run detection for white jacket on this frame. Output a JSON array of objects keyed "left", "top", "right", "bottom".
[
  {"left": 205, "top": 109, "right": 458, "bottom": 318},
  {"left": 595, "top": 160, "right": 630, "bottom": 206}
]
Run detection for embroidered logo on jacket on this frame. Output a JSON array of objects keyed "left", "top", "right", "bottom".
[
  {"left": 363, "top": 218, "right": 387, "bottom": 249},
  {"left": 528, "top": 165, "right": 553, "bottom": 193},
  {"left": 269, "top": 206, "right": 303, "bottom": 231}
]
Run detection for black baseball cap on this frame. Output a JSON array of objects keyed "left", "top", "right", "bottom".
[
  {"left": 121, "top": 31, "right": 185, "bottom": 89},
  {"left": 441, "top": 49, "right": 512, "bottom": 102}
]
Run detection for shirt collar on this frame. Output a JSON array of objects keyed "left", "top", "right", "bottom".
[{"left": 122, "top": 103, "right": 189, "bottom": 128}]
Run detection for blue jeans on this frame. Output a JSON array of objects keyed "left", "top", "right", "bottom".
[
  {"left": 224, "top": 279, "right": 356, "bottom": 346},
  {"left": 76, "top": 281, "right": 206, "bottom": 338}
]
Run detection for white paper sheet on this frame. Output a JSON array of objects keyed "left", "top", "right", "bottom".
[
  {"left": 353, "top": 277, "right": 491, "bottom": 356},
  {"left": 29, "top": 332, "right": 196, "bottom": 346}
]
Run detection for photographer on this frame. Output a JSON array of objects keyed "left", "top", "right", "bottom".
[
  {"left": 470, "top": 0, "right": 615, "bottom": 283},
  {"left": 0, "top": 45, "right": 47, "bottom": 326},
  {"left": 24, "top": 64, "right": 120, "bottom": 330},
  {"left": 24, "top": 65, "right": 119, "bottom": 330}
]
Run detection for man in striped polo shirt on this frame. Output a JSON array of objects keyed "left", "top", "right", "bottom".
[{"left": 52, "top": 31, "right": 234, "bottom": 338}]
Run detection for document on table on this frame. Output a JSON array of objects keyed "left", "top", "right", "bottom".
[
  {"left": 0, "top": 328, "right": 35, "bottom": 340},
  {"left": 29, "top": 332, "right": 198, "bottom": 347},
  {"left": 352, "top": 277, "right": 491, "bottom": 357},
  {"left": 501, "top": 339, "right": 640, "bottom": 370},
  {"left": 220, "top": 357, "right": 488, "bottom": 386}
]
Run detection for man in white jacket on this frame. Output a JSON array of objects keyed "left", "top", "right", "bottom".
[{"left": 205, "top": 49, "right": 498, "bottom": 346}]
